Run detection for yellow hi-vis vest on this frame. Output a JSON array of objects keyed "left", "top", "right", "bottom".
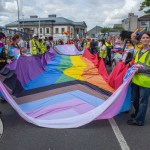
[
  {"left": 134, "top": 43, "right": 143, "bottom": 57},
  {"left": 105, "top": 42, "right": 113, "bottom": 47},
  {"left": 30, "top": 39, "right": 38, "bottom": 55},
  {"left": 86, "top": 42, "right": 91, "bottom": 49},
  {"left": 99, "top": 46, "right": 107, "bottom": 58},
  {"left": 38, "top": 41, "right": 46, "bottom": 54},
  {"left": 132, "top": 50, "right": 150, "bottom": 88}
]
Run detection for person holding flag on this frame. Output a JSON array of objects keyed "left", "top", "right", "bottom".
[{"left": 127, "top": 32, "right": 150, "bottom": 126}]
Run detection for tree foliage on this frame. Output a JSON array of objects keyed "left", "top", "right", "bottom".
[
  {"left": 139, "top": 0, "right": 150, "bottom": 14},
  {"left": 101, "top": 27, "right": 111, "bottom": 33},
  {"left": 113, "top": 26, "right": 124, "bottom": 30}
]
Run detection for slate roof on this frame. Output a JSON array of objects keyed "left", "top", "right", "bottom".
[{"left": 6, "top": 17, "right": 87, "bottom": 27}]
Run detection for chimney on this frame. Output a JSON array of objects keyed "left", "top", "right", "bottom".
[
  {"left": 48, "top": 14, "right": 56, "bottom": 18},
  {"left": 30, "top": 15, "right": 38, "bottom": 18}
]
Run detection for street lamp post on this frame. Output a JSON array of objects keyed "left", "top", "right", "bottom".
[
  {"left": 96, "top": 25, "right": 97, "bottom": 38},
  {"left": 16, "top": 0, "right": 20, "bottom": 31},
  {"left": 39, "top": 17, "right": 41, "bottom": 38},
  {"left": 22, "top": 14, "right": 24, "bottom": 32}
]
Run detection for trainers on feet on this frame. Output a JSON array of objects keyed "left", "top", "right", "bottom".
[{"left": 127, "top": 119, "right": 144, "bottom": 126}]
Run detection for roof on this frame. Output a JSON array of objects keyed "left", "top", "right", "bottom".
[
  {"left": 87, "top": 26, "right": 102, "bottom": 33},
  {"left": 138, "top": 15, "right": 150, "bottom": 21},
  {"left": 6, "top": 17, "right": 87, "bottom": 27}
]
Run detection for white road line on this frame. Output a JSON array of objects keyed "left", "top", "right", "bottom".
[
  {"left": 0, "top": 118, "right": 3, "bottom": 139},
  {"left": 109, "top": 118, "right": 130, "bottom": 150}
]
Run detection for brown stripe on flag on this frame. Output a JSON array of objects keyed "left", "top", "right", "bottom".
[{"left": 14, "top": 84, "right": 109, "bottom": 104}]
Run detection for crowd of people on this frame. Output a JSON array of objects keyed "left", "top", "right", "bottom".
[{"left": 0, "top": 31, "right": 149, "bottom": 126}]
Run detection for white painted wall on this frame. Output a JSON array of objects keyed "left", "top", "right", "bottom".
[
  {"left": 139, "top": 21, "right": 150, "bottom": 28},
  {"left": 7, "top": 27, "right": 18, "bottom": 30},
  {"left": 53, "top": 26, "right": 68, "bottom": 34}
]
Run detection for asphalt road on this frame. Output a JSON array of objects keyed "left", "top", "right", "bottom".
[
  {"left": 0, "top": 66, "right": 150, "bottom": 150},
  {"left": 0, "top": 100, "right": 150, "bottom": 150}
]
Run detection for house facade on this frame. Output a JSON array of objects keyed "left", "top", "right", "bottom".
[{"left": 5, "top": 15, "right": 87, "bottom": 39}]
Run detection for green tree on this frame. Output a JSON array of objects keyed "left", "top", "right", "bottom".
[
  {"left": 113, "top": 26, "right": 124, "bottom": 30},
  {"left": 139, "top": 0, "right": 150, "bottom": 14},
  {"left": 101, "top": 27, "right": 111, "bottom": 33}
]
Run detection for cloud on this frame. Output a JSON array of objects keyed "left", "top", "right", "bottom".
[
  {"left": 0, "top": 15, "right": 10, "bottom": 25},
  {"left": 0, "top": 0, "right": 17, "bottom": 13},
  {"left": 0, "top": 0, "right": 144, "bottom": 30},
  {"left": 102, "top": 0, "right": 144, "bottom": 26}
]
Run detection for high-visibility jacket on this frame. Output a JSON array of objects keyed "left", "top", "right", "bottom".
[
  {"left": 30, "top": 39, "right": 38, "bottom": 55},
  {"left": 105, "top": 42, "right": 113, "bottom": 47},
  {"left": 134, "top": 43, "right": 143, "bottom": 51},
  {"left": 134, "top": 43, "right": 143, "bottom": 57},
  {"left": 86, "top": 42, "right": 91, "bottom": 49},
  {"left": 132, "top": 50, "right": 150, "bottom": 88},
  {"left": 38, "top": 41, "right": 46, "bottom": 54},
  {"left": 99, "top": 45, "right": 107, "bottom": 58}
]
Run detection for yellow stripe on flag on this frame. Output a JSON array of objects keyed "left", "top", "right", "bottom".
[{"left": 64, "top": 56, "right": 87, "bottom": 81}]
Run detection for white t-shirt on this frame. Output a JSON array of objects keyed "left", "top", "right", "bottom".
[
  {"left": 46, "top": 40, "right": 50, "bottom": 46},
  {"left": 101, "top": 45, "right": 107, "bottom": 51},
  {"left": 18, "top": 39, "right": 25, "bottom": 48}
]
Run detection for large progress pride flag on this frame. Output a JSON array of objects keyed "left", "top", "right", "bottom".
[{"left": 0, "top": 47, "right": 134, "bottom": 128}]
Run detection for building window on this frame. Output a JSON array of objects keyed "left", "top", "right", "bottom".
[
  {"left": 67, "top": 26, "right": 70, "bottom": 30},
  {"left": 55, "top": 28, "right": 59, "bottom": 34},
  {"left": 71, "top": 28, "right": 73, "bottom": 33},
  {"left": 61, "top": 28, "right": 65, "bottom": 34},
  {"left": 140, "top": 21, "right": 148, "bottom": 26},
  {"left": 40, "top": 28, "right": 43, "bottom": 34},
  {"left": 32, "top": 28, "right": 35, "bottom": 33},
  {"left": 46, "top": 28, "right": 50, "bottom": 34}
]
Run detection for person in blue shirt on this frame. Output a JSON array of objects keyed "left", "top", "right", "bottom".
[{"left": 8, "top": 34, "right": 21, "bottom": 59}]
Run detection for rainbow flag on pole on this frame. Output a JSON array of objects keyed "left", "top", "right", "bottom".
[
  {"left": 140, "top": 28, "right": 146, "bottom": 34},
  {"left": 134, "top": 28, "right": 139, "bottom": 35}
]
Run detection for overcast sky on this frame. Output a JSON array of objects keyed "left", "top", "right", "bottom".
[{"left": 0, "top": 0, "right": 145, "bottom": 30}]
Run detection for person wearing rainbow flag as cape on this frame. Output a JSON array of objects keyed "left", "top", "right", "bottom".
[{"left": 8, "top": 34, "right": 21, "bottom": 59}]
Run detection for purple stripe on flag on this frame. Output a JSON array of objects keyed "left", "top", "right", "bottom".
[
  {"left": 41, "top": 48, "right": 57, "bottom": 67},
  {"left": 5, "top": 59, "right": 18, "bottom": 71},
  {"left": 16, "top": 56, "right": 45, "bottom": 85},
  {"left": 26, "top": 98, "right": 95, "bottom": 118},
  {"left": 55, "top": 44, "right": 84, "bottom": 55}
]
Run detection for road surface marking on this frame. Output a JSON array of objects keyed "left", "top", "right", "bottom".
[
  {"left": 0, "top": 118, "right": 3, "bottom": 139},
  {"left": 109, "top": 118, "right": 130, "bottom": 150}
]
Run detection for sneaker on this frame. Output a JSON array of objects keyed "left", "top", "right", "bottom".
[{"left": 127, "top": 119, "right": 144, "bottom": 126}]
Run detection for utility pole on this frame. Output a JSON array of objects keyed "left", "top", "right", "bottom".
[
  {"left": 96, "top": 25, "right": 97, "bottom": 35},
  {"left": 22, "top": 14, "right": 24, "bottom": 32},
  {"left": 39, "top": 17, "right": 40, "bottom": 38},
  {"left": 16, "top": 0, "right": 20, "bottom": 31}
]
